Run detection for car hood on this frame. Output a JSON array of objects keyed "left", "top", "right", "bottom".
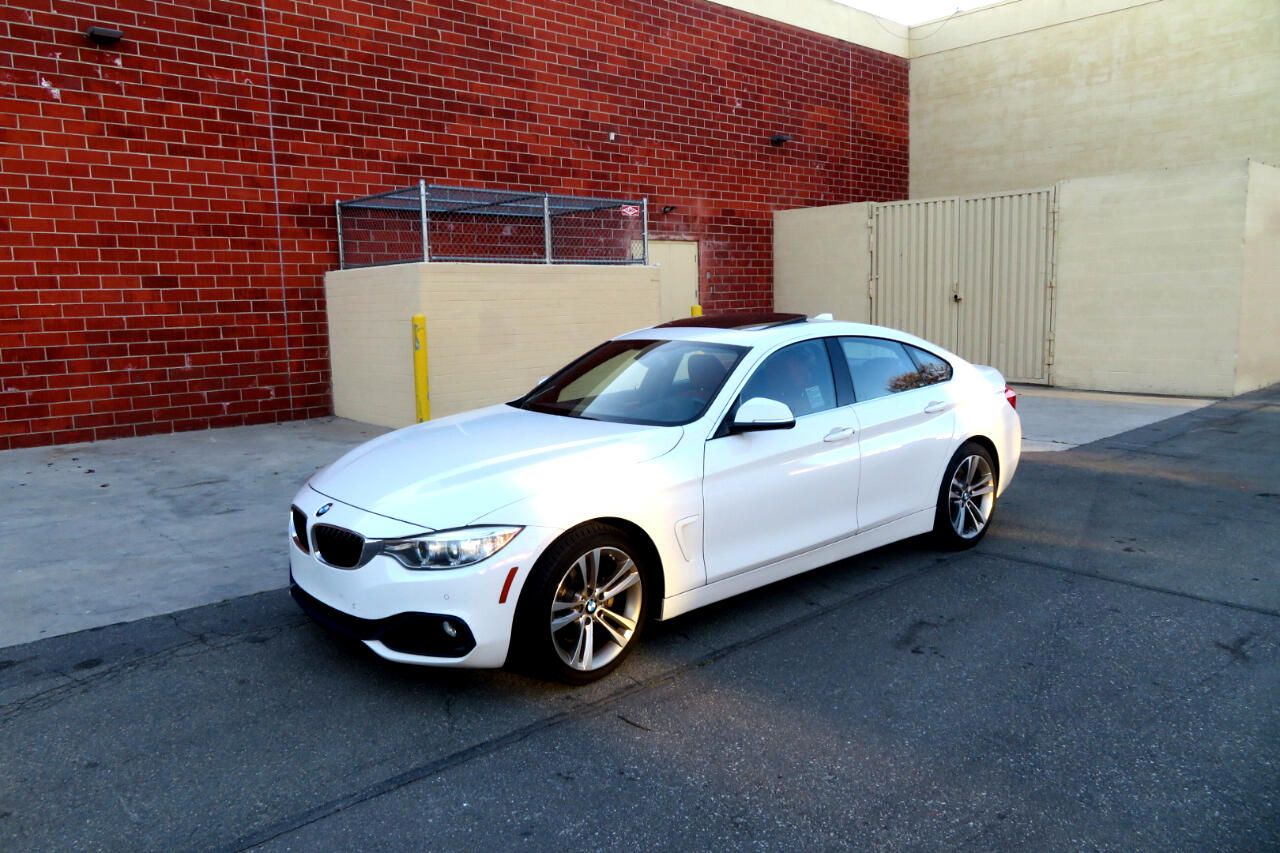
[{"left": 310, "top": 405, "right": 683, "bottom": 529}]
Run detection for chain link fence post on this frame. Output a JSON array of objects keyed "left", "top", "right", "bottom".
[
  {"left": 335, "top": 200, "right": 345, "bottom": 270},
  {"left": 543, "top": 195, "right": 552, "bottom": 263},
  {"left": 419, "top": 180, "right": 430, "bottom": 262},
  {"left": 641, "top": 198, "right": 649, "bottom": 265}
]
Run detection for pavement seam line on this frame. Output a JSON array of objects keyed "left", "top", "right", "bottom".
[
  {"left": 984, "top": 551, "right": 1280, "bottom": 619},
  {"left": 212, "top": 564, "right": 934, "bottom": 853},
  {"left": 0, "top": 614, "right": 311, "bottom": 724}
]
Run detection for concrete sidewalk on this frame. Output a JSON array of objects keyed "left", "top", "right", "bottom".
[
  {"left": 0, "top": 387, "right": 1215, "bottom": 649},
  {"left": 1014, "top": 384, "right": 1214, "bottom": 451},
  {"left": 0, "top": 418, "right": 388, "bottom": 648}
]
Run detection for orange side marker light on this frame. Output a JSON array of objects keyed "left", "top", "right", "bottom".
[{"left": 498, "top": 566, "right": 520, "bottom": 604}]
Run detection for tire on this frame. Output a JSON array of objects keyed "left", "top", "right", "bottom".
[
  {"left": 510, "top": 523, "right": 650, "bottom": 684},
  {"left": 932, "top": 442, "right": 998, "bottom": 549}
]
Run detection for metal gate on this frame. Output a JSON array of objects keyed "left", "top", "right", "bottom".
[{"left": 870, "top": 187, "right": 1056, "bottom": 383}]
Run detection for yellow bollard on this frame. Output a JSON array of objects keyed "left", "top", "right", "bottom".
[
  {"left": 690, "top": 304, "right": 702, "bottom": 317},
  {"left": 412, "top": 313, "right": 430, "bottom": 422}
]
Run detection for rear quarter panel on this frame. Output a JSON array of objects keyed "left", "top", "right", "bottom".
[{"left": 951, "top": 365, "right": 1021, "bottom": 495}]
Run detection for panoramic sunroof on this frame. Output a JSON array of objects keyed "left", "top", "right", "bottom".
[{"left": 657, "top": 312, "right": 808, "bottom": 330}]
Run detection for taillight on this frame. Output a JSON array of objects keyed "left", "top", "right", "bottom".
[{"left": 1004, "top": 385, "right": 1018, "bottom": 410}]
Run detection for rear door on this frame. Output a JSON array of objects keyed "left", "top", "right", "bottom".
[{"left": 838, "top": 337, "right": 957, "bottom": 530}]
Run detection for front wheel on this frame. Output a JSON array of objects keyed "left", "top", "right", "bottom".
[
  {"left": 933, "top": 442, "right": 998, "bottom": 549},
  {"left": 511, "top": 523, "right": 649, "bottom": 684}
]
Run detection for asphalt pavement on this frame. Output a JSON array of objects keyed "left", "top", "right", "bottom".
[{"left": 1, "top": 387, "right": 1276, "bottom": 851}]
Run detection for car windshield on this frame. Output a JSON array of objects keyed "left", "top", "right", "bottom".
[{"left": 513, "top": 339, "right": 748, "bottom": 426}]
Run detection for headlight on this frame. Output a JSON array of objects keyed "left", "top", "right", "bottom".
[{"left": 378, "top": 526, "right": 522, "bottom": 570}]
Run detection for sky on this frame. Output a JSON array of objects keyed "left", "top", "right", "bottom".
[{"left": 833, "top": 0, "right": 999, "bottom": 26}]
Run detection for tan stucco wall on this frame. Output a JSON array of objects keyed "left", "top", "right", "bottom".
[
  {"left": 908, "top": 0, "right": 1156, "bottom": 58},
  {"left": 325, "top": 263, "right": 661, "bottom": 428},
  {"left": 1236, "top": 161, "right": 1280, "bottom": 395},
  {"left": 910, "top": 0, "right": 1280, "bottom": 197},
  {"left": 1053, "top": 161, "right": 1249, "bottom": 397},
  {"left": 773, "top": 203, "right": 872, "bottom": 323},
  {"left": 774, "top": 160, "right": 1276, "bottom": 398},
  {"left": 706, "top": 0, "right": 907, "bottom": 56}
]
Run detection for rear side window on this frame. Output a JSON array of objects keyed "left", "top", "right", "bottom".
[
  {"left": 839, "top": 337, "right": 951, "bottom": 401},
  {"left": 904, "top": 345, "right": 953, "bottom": 387}
]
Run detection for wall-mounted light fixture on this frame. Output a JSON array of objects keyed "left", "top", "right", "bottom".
[
  {"left": 770, "top": 133, "right": 792, "bottom": 147},
  {"left": 86, "top": 26, "right": 124, "bottom": 47},
  {"left": 660, "top": 205, "right": 677, "bottom": 215}
]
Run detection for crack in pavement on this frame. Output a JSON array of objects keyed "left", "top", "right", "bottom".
[{"left": 983, "top": 551, "right": 1280, "bottom": 620}]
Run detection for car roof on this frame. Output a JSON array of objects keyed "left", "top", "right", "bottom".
[
  {"left": 653, "top": 311, "right": 808, "bottom": 331},
  {"left": 614, "top": 315, "right": 951, "bottom": 355}
]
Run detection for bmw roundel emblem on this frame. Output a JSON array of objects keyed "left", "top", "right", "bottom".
[{"left": 316, "top": 503, "right": 332, "bottom": 517}]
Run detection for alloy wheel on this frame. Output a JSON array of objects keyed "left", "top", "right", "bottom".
[
  {"left": 948, "top": 454, "right": 995, "bottom": 539},
  {"left": 549, "top": 546, "right": 643, "bottom": 671}
]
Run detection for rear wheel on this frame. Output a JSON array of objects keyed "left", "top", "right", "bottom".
[
  {"left": 511, "top": 523, "right": 648, "bottom": 684},
  {"left": 933, "top": 442, "right": 997, "bottom": 549}
]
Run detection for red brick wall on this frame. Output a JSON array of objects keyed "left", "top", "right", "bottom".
[{"left": 0, "top": 0, "right": 908, "bottom": 449}]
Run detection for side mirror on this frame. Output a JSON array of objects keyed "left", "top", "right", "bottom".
[{"left": 730, "top": 397, "right": 796, "bottom": 433}]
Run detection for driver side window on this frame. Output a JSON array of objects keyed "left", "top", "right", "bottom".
[{"left": 739, "top": 340, "right": 837, "bottom": 418}]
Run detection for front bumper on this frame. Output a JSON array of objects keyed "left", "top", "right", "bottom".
[
  {"left": 290, "top": 581, "right": 478, "bottom": 658},
  {"left": 289, "top": 486, "right": 559, "bottom": 668}
]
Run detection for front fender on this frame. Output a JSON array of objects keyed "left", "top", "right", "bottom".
[{"left": 469, "top": 436, "right": 707, "bottom": 599}]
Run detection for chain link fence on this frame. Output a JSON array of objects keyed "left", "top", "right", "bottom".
[{"left": 336, "top": 183, "right": 648, "bottom": 269}]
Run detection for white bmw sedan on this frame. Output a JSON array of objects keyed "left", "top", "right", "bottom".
[{"left": 289, "top": 313, "right": 1020, "bottom": 683}]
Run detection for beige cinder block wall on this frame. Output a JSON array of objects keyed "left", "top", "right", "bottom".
[
  {"left": 325, "top": 263, "right": 661, "bottom": 428},
  {"left": 773, "top": 203, "right": 872, "bottom": 323},
  {"left": 326, "top": 265, "right": 422, "bottom": 428},
  {"left": 910, "top": 0, "right": 1280, "bottom": 198},
  {"left": 1053, "top": 161, "right": 1250, "bottom": 397},
  {"left": 1237, "top": 161, "right": 1280, "bottom": 395},
  {"left": 423, "top": 264, "right": 661, "bottom": 417}
]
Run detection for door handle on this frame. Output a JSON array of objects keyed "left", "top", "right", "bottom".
[
  {"left": 924, "top": 400, "right": 952, "bottom": 414},
  {"left": 823, "top": 426, "right": 856, "bottom": 443}
]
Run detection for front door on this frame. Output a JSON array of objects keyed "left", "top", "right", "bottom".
[{"left": 702, "top": 339, "right": 861, "bottom": 582}]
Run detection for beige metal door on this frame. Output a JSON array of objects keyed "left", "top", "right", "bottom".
[
  {"left": 871, "top": 198, "right": 959, "bottom": 353},
  {"left": 649, "top": 240, "right": 699, "bottom": 322},
  {"left": 871, "top": 188, "right": 1055, "bottom": 383}
]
